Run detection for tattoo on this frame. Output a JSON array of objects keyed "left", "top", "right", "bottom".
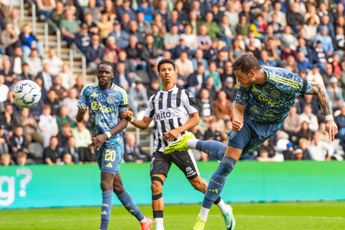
[{"left": 306, "top": 82, "right": 332, "bottom": 116}]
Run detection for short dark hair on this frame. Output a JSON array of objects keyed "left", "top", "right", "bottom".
[
  {"left": 157, "top": 59, "right": 176, "bottom": 72},
  {"left": 97, "top": 61, "right": 116, "bottom": 75},
  {"left": 232, "top": 54, "right": 261, "bottom": 73}
]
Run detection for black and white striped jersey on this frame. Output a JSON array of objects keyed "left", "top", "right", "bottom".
[{"left": 144, "top": 86, "right": 198, "bottom": 153}]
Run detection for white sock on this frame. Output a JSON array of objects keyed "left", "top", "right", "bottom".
[
  {"left": 216, "top": 199, "right": 231, "bottom": 214},
  {"left": 186, "top": 138, "right": 198, "bottom": 148},
  {"left": 198, "top": 207, "right": 210, "bottom": 220},
  {"left": 154, "top": 218, "right": 164, "bottom": 230}
]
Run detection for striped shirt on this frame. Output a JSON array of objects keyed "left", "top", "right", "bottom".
[{"left": 145, "top": 86, "right": 198, "bottom": 153}]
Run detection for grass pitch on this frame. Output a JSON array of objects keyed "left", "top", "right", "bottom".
[{"left": 1, "top": 202, "right": 345, "bottom": 230}]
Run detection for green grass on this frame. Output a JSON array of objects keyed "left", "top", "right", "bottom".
[{"left": 1, "top": 202, "right": 345, "bottom": 230}]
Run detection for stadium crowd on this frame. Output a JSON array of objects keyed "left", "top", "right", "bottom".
[{"left": 1, "top": 0, "right": 345, "bottom": 166}]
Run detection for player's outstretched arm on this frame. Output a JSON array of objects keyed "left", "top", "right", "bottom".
[
  {"left": 122, "top": 109, "right": 153, "bottom": 129},
  {"left": 307, "top": 81, "right": 338, "bottom": 140},
  {"left": 163, "top": 112, "right": 199, "bottom": 141}
]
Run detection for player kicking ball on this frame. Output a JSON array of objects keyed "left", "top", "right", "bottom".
[
  {"left": 165, "top": 54, "right": 338, "bottom": 230},
  {"left": 76, "top": 62, "right": 152, "bottom": 230}
]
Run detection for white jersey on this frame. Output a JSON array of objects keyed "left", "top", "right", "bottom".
[{"left": 145, "top": 86, "right": 198, "bottom": 153}]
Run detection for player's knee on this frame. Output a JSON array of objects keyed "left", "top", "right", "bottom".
[
  {"left": 100, "top": 180, "right": 113, "bottom": 191},
  {"left": 151, "top": 181, "right": 163, "bottom": 194},
  {"left": 113, "top": 183, "right": 124, "bottom": 195}
]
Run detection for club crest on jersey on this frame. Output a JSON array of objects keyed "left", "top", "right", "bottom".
[{"left": 107, "top": 95, "right": 116, "bottom": 104}]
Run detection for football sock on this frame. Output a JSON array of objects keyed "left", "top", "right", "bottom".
[
  {"left": 215, "top": 199, "right": 230, "bottom": 214},
  {"left": 202, "top": 156, "right": 236, "bottom": 209},
  {"left": 198, "top": 207, "right": 210, "bottom": 220},
  {"left": 186, "top": 138, "right": 198, "bottom": 148},
  {"left": 100, "top": 190, "right": 113, "bottom": 230},
  {"left": 117, "top": 191, "right": 145, "bottom": 221},
  {"left": 195, "top": 140, "right": 226, "bottom": 161},
  {"left": 154, "top": 211, "right": 164, "bottom": 230}
]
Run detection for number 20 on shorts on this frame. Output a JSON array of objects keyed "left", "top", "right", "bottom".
[{"left": 104, "top": 150, "right": 116, "bottom": 161}]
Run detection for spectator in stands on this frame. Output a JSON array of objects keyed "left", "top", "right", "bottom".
[
  {"left": 18, "top": 63, "right": 33, "bottom": 80},
  {"left": 175, "top": 51, "right": 193, "bottom": 85},
  {"left": 51, "top": 1, "right": 65, "bottom": 25},
  {"left": 196, "top": 88, "right": 214, "bottom": 122},
  {"left": 60, "top": 9, "right": 80, "bottom": 47},
  {"left": 75, "top": 23, "right": 91, "bottom": 54},
  {"left": 0, "top": 153, "right": 13, "bottom": 166},
  {"left": 44, "top": 48, "right": 63, "bottom": 76},
  {"left": 181, "top": 24, "right": 198, "bottom": 53},
  {"left": 51, "top": 75, "right": 68, "bottom": 100},
  {"left": 72, "top": 74, "right": 84, "bottom": 95},
  {"left": 327, "top": 77, "right": 344, "bottom": 110},
  {"left": 0, "top": 125, "right": 9, "bottom": 155},
  {"left": 306, "top": 132, "right": 334, "bottom": 161},
  {"left": 204, "top": 117, "right": 224, "bottom": 146},
  {"left": 17, "top": 108, "right": 41, "bottom": 143},
  {"left": 63, "top": 136, "right": 79, "bottom": 163},
  {"left": 85, "top": 34, "right": 105, "bottom": 70},
  {"left": 9, "top": 126, "right": 28, "bottom": 154},
  {"left": 192, "top": 49, "right": 208, "bottom": 70},
  {"left": 335, "top": 103, "right": 345, "bottom": 145},
  {"left": 19, "top": 23, "right": 43, "bottom": 61},
  {"left": 16, "top": 150, "right": 31, "bottom": 166},
  {"left": 37, "top": 62, "right": 53, "bottom": 92},
  {"left": 97, "top": 12, "right": 113, "bottom": 41},
  {"left": 284, "top": 106, "right": 301, "bottom": 144},
  {"left": 213, "top": 90, "right": 232, "bottom": 121},
  {"left": 58, "top": 123, "right": 73, "bottom": 148},
  {"left": 56, "top": 105, "right": 76, "bottom": 133},
  {"left": 0, "top": 57, "right": 14, "bottom": 86},
  {"left": 0, "top": 22, "right": 19, "bottom": 57},
  {"left": 72, "top": 122, "right": 92, "bottom": 162},
  {"left": 187, "top": 64, "right": 206, "bottom": 96},
  {"left": 164, "top": 25, "right": 180, "bottom": 51},
  {"left": 117, "top": 0, "right": 136, "bottom": 20},
  {"left": 124, "top": 133, "right": 150, "bottom": 163},
  {"left": 286, "top": 2, "right": 304, "bottom": 33},
  {"left": 44, "top": 89, "right": 60, "bottom": 116},
  {"left": 125, "top": 35, "right": 144, "bottom": 71},
  {"left": 43, "top": 136, "right": 63, "bottom": 165},
  {"left": 299, "top": 104, "right": 319, "bottom": 132},
  {"left": 128, "top": 78, "right": 148, "bottom": 115},
  {"left": 0, "top": 103, "right": 17, "bottom": 131},
  {"left": 37, "top": 0, "right": 56, "bottom": 21},
  {"left": 114, "top": 62, "right": 131, "bottom": 91},
  {"left": 62, "top": 152, "right": 74, "bottom": 165},
  {"left": 109, "top": 20, "right": 129, "bottom": 49},
  {"left": 38, "top": 104, "right": 59, "bottom": 148},
  {"left": 314, "top": 27, "right": 334, "bottom": 56},
  {"left": 27, "top": 49, "right": 42, "bottom": 77},
  {"left": 61, "top": 88, "right": 79, "bottom": 120}
]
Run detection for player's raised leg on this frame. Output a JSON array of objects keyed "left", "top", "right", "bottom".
[{"left": 113, "top": 175, "right": 152, "bottom": 230}]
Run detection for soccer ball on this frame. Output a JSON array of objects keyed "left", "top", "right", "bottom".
[{"left": 13, "top": 80, "right": 42, "bottom": 108}]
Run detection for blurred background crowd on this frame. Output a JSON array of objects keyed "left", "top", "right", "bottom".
[{"left": 1, "top": 0, "right": 345, "bottom": 166}]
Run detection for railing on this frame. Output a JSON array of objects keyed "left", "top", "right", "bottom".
[
  {"left": 44, "top": 19, "right": 61, "bottom": 58},
  {"left": 22, "top": 0, "right": 36, "bottom": 34}
]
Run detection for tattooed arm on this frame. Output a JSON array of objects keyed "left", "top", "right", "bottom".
[{"left": 306, "top": 81, "right": 338, "bottom": 140}]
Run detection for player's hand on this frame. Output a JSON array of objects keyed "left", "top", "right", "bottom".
[
  {"left": 121, "top": 109, "right": 134, "bottom": 121},
  {"left": 91, "top": 134, "right": 107, "bottom": 150},
  {"left": 325, "top": 119, "right": 338, "bottom": 141},
  {"left": 78, "top": 105, "right": 87, "bottom": 114},
  {"left": 232, "top": 118, "right": 243, "bottom": 132},
  {"left": 163, "top": 129, "right": 180, "bottom": 141}
]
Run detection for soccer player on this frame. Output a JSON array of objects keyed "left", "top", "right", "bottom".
[
  {"left": 122, "top": 59, "right": 233, "bottom": 230},
  {"left": 76, "top": 62, "right": 152, "bottom": 230},
  {"left": 164, "top": 54, "right": 338, "bottom": 230}
]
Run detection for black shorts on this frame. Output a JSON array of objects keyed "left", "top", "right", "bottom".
[{"left": 150, "top": 151, "right": 199, "bottom": 179}]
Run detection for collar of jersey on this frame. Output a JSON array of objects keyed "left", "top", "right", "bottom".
[{"left": 163, "top": 86, "right": 177, "bottom": 92}]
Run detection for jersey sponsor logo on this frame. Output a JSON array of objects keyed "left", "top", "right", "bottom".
[
  {"left": 252, "top": 87, "right": 281, "bottom": 106},
  {"left": 91, "top": 101, "right": 111, "bottom": 112},
  {"left": 155, "top": 111, "right": 171, "bottom": 120}
]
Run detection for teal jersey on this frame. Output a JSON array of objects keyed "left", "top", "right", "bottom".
[
  {"left": 236, "top": 66, "right": 312, "bottom": 123},
  {"left": 78, "top": 83, "right": 128, "bottom": 139}
]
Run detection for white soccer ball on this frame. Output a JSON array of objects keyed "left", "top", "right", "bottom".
[{"left": 13, "top": 80, "right": 42, "bottom": 108}]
